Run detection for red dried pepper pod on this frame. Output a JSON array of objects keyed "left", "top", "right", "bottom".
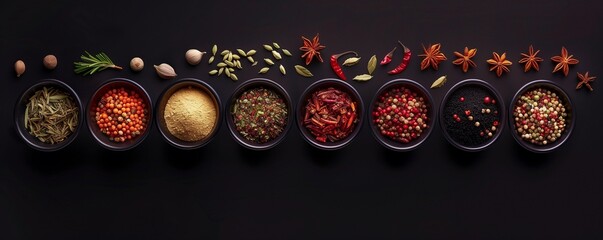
[
  {"left": 330, "top": 51, "right": 358, "bottom": 80},
  {"left": 380, "top": 46, "right": 397, "bottom": 65},
  {"left": 388, "top": 42, "right": 411, "bottom": 75}
]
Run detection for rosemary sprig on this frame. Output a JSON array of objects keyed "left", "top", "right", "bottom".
[{"left": 73, "top": 51, "right": 122, "bottom": 76}]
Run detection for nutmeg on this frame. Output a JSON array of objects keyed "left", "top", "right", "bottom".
[
  {"left": 43, "top": 55, "right": 58, "bottom": 70},
  {"left": 130, "top": 57, "right": 144, "bottom": 72},
  {"left": 15, "top": 60, "right": 25, "bottom": 77}
]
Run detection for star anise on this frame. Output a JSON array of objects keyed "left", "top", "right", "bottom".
[
  {"left": 486, "top": 52, "right": 512, "bottom": 77},
  {"left": 419, "top": 43, "right": 447, "bottom": 70},
  {"left": 551, "top": 46, "right": 579, "bottom": 76},
  {"left": 452, "top": 47, "right": 477, "bottom": 73},
  {"left": 518, "top": 45, "right": 543, "bottom": 72},
  {"left": 576, "top": 71, "right": 595, "bottom": 91},
  {"left": 299, "top": 33, "right": 326, "bottom": 65}
]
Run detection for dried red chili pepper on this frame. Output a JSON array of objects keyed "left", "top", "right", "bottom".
[
  {"left": 387, "top": 42, "right": 411, "bottom": 75},
  {"left": 330, "top": 51, "right": 357, "bottom": 80},
  {"left": 380, "top": 46, "right": 397, "bottom": 65},
  {"left": 303, "top": 87, "right": 358, "bottom": 142}
]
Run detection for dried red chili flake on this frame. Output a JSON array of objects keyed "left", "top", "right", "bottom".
[
  {"left": 372, "top": 87, "right": 429, "bottom": 143},
  {"left": 303, "top": 87, "right": 358, "bottom": 143}
]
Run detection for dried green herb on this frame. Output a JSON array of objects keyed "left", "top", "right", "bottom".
[
  {"left": 353, "top": 74, "right": 373, "bottom": 81},
  {"left": 25, "top": 87, "right": 79, "bottom": 144},
  {"left": 431, "top": 75, "right": 447, "bottom": 88},
  {"left": 342, "top": 57, "right": 361, "bottom": 66},
  {"left": 232, "top": 87, "right": 288, "bottom": 143},
  {"left": 294, "top": 65, "right": 313, "bottom": 77},
  {"left": 368, "top": 55, "right": 377, "bottom": 75},
  {"left": 73, "top": 51, "right": 122, "bottom": 76}
]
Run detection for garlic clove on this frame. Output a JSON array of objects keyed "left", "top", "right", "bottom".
[
  {"left": 130, "top": 57, "right": 144, "bottom": 72},
  {"left": 185, "top": 49, "right": 205, "bottom": 65},
  {"left": 154, "top": 63, "right": 177, "bottom": 79}
]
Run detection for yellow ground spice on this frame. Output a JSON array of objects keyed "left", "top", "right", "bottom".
[{"left": 164, "top": 87, "right": 217, "bottom": 141}]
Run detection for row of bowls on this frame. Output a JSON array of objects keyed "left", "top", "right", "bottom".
[{"left": 14, "top": 78, "right": 574, "bottom": 153}]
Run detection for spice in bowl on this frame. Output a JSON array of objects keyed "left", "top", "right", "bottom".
[
  {"left": 94, "top": 87, "right": 148, "bottom": 143},
  {"left": 232, "top": 87, "right": 288, "bottom": 144},
  {"left": 164, "top": 86, "right": 217, "bottom": 142},
  {"left": 442, "top": 81, "right": 502, "bottom": 149},
  {"left": 303, "top": 87, "right": 358, "bottom": 143},
  {"left": 25, "top": 86, "right": 79, "bottom": 144},
  {"left": 372, "top": 86, "right": 429, "bottom": 143},
  {"left": 512, "top": 88, "right": 567, "bottom": 145}
]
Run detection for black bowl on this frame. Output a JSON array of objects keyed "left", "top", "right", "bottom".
[
  {"left": 156, "top": 78, "right": 222, "bottom": 150},
  {"left": 369, "top": 79, "right": 435, "bottom": 151},
  {"left": 297, "top": 78, "right": 364, "bottom": 150},
  {"left": 439, "top": 79, "right": 506, "bottom": 152},
  {"left": 14, "top": 79, "right": 83, "bottom": 151},
  {"left": 509, "top": 80, "right": 574, "bottom": 153},
  {"left": 87, "top": 78, "right": 152, "bottom": 151},
  {"left": 226, "top": 78, "right": 293, "bottom": 150}
]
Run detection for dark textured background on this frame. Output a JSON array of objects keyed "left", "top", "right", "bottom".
[{"left": 2, "top": 0, "right": 603, "bottom": 239}]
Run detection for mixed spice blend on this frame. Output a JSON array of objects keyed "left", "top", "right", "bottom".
[
  {"left": 232, "top": 87, "right": 288, "bottom": 144},
  {"left": 512, "top": 87, "right": 567, "bottom": 145},
  {"left": 372, "top": 86, "right": 429, "bottom": 143}
]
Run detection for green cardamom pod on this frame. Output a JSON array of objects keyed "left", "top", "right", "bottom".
[
  {"left": 259, "top": 67, "right": 269, "bottom": 74},
  {"left": 263, "top": 44, "right": 273, "bottom": 51},
  {"left": 431, "top": 75, "right": 447, "bottom": 88},
  {"left": 282, "top": 49, "right": 292, "bottom": 57}
]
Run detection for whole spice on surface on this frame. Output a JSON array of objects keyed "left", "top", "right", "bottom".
[
  {"left": 367, "top": 55, "right": 377, "bottom": 75},
  {"left": 372, "top": 86, "right": 429, "bottom": 143},
  {"left": 551, "top": 46, "right": 579, "bottom": 76},
  {"left": 130, "top": 57, "right": 144, "bottom": 72},
  {"left": 300, "top": 33, "right": 326, "bottom": 65},
  {"left": 25, "top": 87, "right": 79, "bottom": 144},
  {"left": 164, "top": 87, "right": 217, "bottom": 142},
  {"left": 303, "top": 87, "right": 358, "bottom": 143},
  {"left": 388, "top": 42, "right": 411, "bottom": 74},
  {"left": 232, "top": 87, "right": 288, "bottom": 143},
  {"left": 518, "top": 45, "right": 543, "bottom": 72},
  {"left": 380, "top": 47, "right": 396, "bottom": 65},
  {"left": 513, "top": 88, "right": 567, "bottom": 145},
  {"left": 154, "top": 63, "right": 177, "bottom": 79},
  {"left": 43, "top": 55, "right": 58, "bottom": 70},
  {"left": 185, "top": 49, "right": 205, "bottom": 65},
  {"left": 74, "top": 51, "right": 122, "bottom": 76},
  {"left": 294, "top": 65, "right": 313, "bottom": 77},
  {"left": 342, "top": 57, "right": 361, "bottom": 67},
  {"left": 419, "top": 43, "right": 446, "bottom": 70},
  {"left": 452, "top": 47, "right": 477, "bottom": 73},
  {"left": 576, "top": 71, "right": 595, "bottom": 91},
  {"left": 487, "top": 52, "right": 512, "bottom": 77},
  {"left": 430, "top": 75, "right": 447, "bottom": 89},
  {"left": 15, "top": 60, "right": 25, "bottom": 77},
  {"left": 94, "top": 87, "right": 147, "bottom": 143},
  {"left": 443, "top": 86, "right": 501, "bottom": 147},
  {"left": 330, "top": 51, "right": 358, "bottom": 80},
  {"left": 353, "top": 74, "right": 373, "bottom": 81}
]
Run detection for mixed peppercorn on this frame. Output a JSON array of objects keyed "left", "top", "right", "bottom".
[
  {"left": 513, "top": 88, "right": 567, "bottom": 145},
  {"left": 372, "top": 86, "right": 429, "bottom": 143}
]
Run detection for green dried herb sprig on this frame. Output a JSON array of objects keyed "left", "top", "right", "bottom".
[{"left": 74, "top": 51, "right": 122, "bottom": 76}]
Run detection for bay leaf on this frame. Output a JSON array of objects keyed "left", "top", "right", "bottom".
[
  {"left": 367, "top": 55, "right": 377, "bottom": 75},
  {"left": 431, "top": 75, "right": 447, "bottom": 88},
  {"left": 353, "top": 74, "right": 373, "bottom": 81},
  {"left": 342, "top": 57, "right": 361, "bottom": 67},
  {"left": 294, "top": 65, "right": 313, "bottom": 77}
]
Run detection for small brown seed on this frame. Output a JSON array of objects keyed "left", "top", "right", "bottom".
[
  {"left": 15, "top": 60, "right": 25, "bottom": 77},
  {"left": 43, "top": 55, "right": 58, "bottom": 70},
  {"left": 130, "top": 57, "right": 144, "bottom": 72}
]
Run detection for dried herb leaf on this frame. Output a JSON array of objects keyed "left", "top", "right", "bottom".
[
  {"left": 430, "top": 75, "right": 447, "bottom": 88},
  {"left": 342, "top": 57, "right": 361, "bottom": 67},
  {"left": 368, "top": 55, "right": 377, "bottom": 75},
  {"left": 353, "top": 74, "right": 373, "bottom": 81},
  {"left": 294, "top": 65, "right": 313, "bottom": 77}
]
